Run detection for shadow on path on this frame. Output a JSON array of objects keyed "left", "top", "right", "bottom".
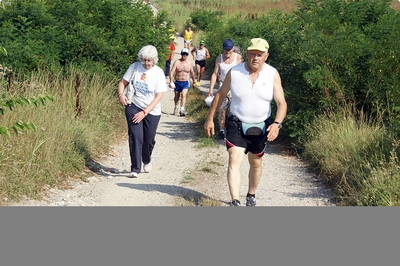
[{"left": 117, "top": 182, "right": 229, "bottom": 206}]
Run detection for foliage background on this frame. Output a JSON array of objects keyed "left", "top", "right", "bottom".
[
  {"left": 1, "top": 0, "right": 399, "bottom": 205},
  {"left": 0, "top": 0, "right": 173, "bottom": 75}
]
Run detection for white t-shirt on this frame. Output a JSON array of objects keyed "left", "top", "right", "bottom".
[
  {"left": 123, "top": 62, "right": 167, "bottom": 116},
  {"left": 229, "top": 63, "right": 276, "bottom": 123}
]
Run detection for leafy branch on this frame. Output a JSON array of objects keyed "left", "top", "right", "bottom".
[{"left": 0, "top": 95, "right": 55, "bottom": 137}]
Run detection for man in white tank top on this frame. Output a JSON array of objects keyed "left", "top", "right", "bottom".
[
  {"left": 208, "top": 38, "right": 243, "bottom": 140},
  {"left": 204, "top": 38, "right": 287, "bottom": 207}
]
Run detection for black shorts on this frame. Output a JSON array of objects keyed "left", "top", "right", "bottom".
[
  {"left": 195, "top": 60, "right": 206, "bottom": 68},
  {"left": 225, "top": 113, "right": 274, "bottom": 156}
]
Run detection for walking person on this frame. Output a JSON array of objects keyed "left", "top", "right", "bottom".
[
  {"left": 169, "top": 48, "right": 197, "bottom": 116},
  {"left": 164, "top": 36, "right": 176, "bottom": 78},
  {"left": 204, "top": 38, "right": 287, "bottom": 206},
  {"left": 117, "top": 45, "right": 168, "bottom": 178},
  {"left": 191, "top": 40, "right": 210, "bottom": 87},
  {"left": 183, "top": 25, "right": 194, "bottom": 50},
  {"left": 208, "top": 38, "right": 243, "bottom": 140}
]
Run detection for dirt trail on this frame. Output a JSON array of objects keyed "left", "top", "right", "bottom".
[{"left": 9, "top": 36, "right": 334, "bottom": 206}]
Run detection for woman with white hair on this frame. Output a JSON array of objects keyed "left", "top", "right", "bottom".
[{"left": 117, "top": 45, "right": 168, "bottom": 178}]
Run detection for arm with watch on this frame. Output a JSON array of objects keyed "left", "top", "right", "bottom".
[{"left": 267, "top": 71, "right": 287, "bottom": 142}]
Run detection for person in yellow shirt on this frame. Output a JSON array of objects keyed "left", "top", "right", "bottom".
[{"left": 183, "top": 26, "right": 194, "bottom": 50}]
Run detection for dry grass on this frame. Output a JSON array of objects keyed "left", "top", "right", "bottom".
[{"left": 152, "top": 0, "right": 297, "bottom": 32}]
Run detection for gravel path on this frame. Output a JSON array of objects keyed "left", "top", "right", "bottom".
[{"left": 10, "top": 36, "right": 334, "bottom": 207}]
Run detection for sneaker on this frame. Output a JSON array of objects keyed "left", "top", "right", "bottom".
[
  {"left": 128, "top": 172, "right": 138, "bottom": 178},
  {"left": 229, "top": 199, "right": 241, "bottom": 206},
  {"left": 143, "top": 162, "right": 152, "bottom": 173},
  {"left": 179, "top": 110, "right": 186, "bottom": 117},
  {"left": 245, "top": 196, "right": 256, "bottom": 206},
  {"left": 218, "top": 131, "right": 225, "bottom": 140},
  {"left": 174, "top": 107, "right": 179, "bottom": 115}
]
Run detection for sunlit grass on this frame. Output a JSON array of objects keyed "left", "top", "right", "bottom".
[
  {"left": 303, "top": 107, "right": 400, "bottom": 206},
  {"left": 0, "top": 64, "right": 123, "bottom": 204},
  {"left": 152, "top": 0, "right": 297, "bottom": 33}
]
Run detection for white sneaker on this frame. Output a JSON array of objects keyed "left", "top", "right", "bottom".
[
  {"left": 174, "top": 107, "right": 179, "bottom": 115},
  {"left": 128, "top": 172, "right": 138, "bottom": 178},
  {"left": 143, "top": 163, "right": 152, "bottom": 173}
]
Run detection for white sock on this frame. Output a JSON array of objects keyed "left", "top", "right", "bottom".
[{"left": 180, "top": 107, "right": 185, "bottom": 111}]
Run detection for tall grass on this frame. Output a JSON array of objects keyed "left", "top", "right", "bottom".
[
  {"left": 0, "top": 64, "right": 124, "bottom": 204},
  {"left": 185, "top": 87, "right": 220, "bottom": 148},
  {"left": 152, "top": 0, "right": 297, "bottom": 33},
  {"left": 303, "top": 107, "right": 400, "bottom": 206}
]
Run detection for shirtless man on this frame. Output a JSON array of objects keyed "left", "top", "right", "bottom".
[
  {"left": 169, "top": 48, "right": 197, "bottom": 116},
  {"left": 209, "top": 38, "right": 243, "bottom": 140}
]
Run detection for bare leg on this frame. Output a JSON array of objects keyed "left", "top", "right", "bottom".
[
  {"left": 199, "top": 66, "right": 205, "bottom": 81},
  {"left": 227, "top": 146, "right": 246, "bottom": 200},
  {"left": 174, "top": 91, "right": 180, "bottom": 106},
  {"left": 247, "top": 152, "right": 263, "bottom": 194},
  {"left": 196, "top": 64, "right": 201, "bottom": 81},
  {"left": 180, "top": 89, "right": 188, "bottom": 108}
]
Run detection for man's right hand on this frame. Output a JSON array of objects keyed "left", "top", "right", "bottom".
[
  {"left": 203, "top": 119, "right": 215, "bottom": 138},
  {"left": 169, "top": 82, "right": 176, "bottom": 89}
]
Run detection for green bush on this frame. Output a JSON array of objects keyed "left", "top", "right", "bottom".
[{"left": 0, "top": 0, "right": 173, "bottom": 75}]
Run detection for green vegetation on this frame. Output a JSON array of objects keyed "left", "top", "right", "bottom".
[
  {"left": 0, "top": 0, "right": 173, "bottom": 74},
  {"left": 0, "top": 64, "right": 123, "bottom": 203},
  {"left": 303, "top": 108, "right": 400, "bottom": 205},
  {"left": 1, "top": 0, "right": 399, "bottom": 205},
  {"left": 180, "top": 0, "right": 400, "bottom": 206},
  {"left": 0, "top": 0, "right": 174, "bottom": 204}
]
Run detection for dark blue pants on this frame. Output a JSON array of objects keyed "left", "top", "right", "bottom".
[
  {"left": 125, "top": 104, "right": 161, "bottom": 173},
  {"left": 164, "top": 60, "right": 171, "bottom": 77}
]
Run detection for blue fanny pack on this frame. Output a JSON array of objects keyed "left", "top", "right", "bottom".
[{"left": 241, "top": 121, "right": 266, "bottom": 136}]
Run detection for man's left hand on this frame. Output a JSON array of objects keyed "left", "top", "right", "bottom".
[{"left": 266, "top": 124, "right": 280, "bottom": 142}]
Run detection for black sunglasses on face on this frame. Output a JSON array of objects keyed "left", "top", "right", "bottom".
[{"left": 181, "top": 53, "right": 189, "bottom": 56}]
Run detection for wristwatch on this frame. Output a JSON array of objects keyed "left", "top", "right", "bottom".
[{"left": 274, "top": 121, "right": 282, "bottom": 129}]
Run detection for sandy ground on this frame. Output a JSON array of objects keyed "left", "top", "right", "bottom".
[{"left": 9, "top": 36, "right": 334, "bottom": 207}]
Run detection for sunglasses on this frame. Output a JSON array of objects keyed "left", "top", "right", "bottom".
[{"left": 181, "top": 53, "right": 189, "bottom": 56}]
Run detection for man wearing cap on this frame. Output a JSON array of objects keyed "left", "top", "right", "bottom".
[
  {"left": 191, "top": 40, "right": 210, "bottom": 87},
  {"left": 204, "top": 38, "right": 287, "bottom": 207},
  {"left": 209, "top": 38, "right": 243, "bottom": 140},
  {"left": 169, "top": 48, "right": 197, "bottom": 116}
]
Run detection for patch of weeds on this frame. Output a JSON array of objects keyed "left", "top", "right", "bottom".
[
  {"left": 177, "top": 194, "right": 223, "bottom": 206},
  {"left": 180, "top": 175, "right": 195, "bottom": 184},
  {"left": 209, "top": 160, "right": 224, "bottom": 167},
  {"left": 201, "top": 166, "right": 217, "bottom": 175},
  {"left": 197, "top": 137, "right": 218, "bottom": 148}
]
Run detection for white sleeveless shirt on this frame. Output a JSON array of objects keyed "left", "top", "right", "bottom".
[
  {"left": 195, "top": 47, "right": 206, "bottom": 61},
  {"left": 229, "top": 63, "right": 277, "bottom": 123},
  {"left": 219, "top": 53, "right": 238, "bottom": 82}
]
